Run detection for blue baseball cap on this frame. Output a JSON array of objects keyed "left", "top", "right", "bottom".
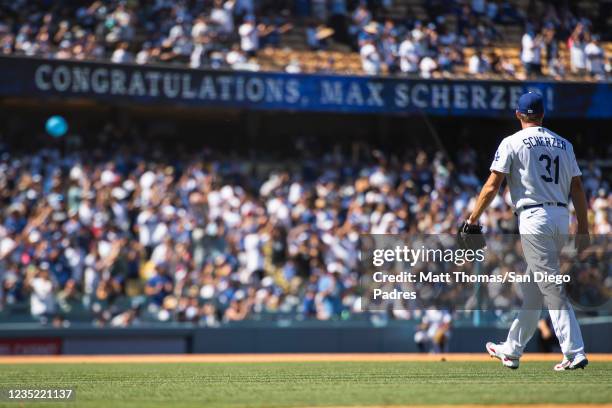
[{"left": 516, "top": 91, "right": 544, "bottom": 115}]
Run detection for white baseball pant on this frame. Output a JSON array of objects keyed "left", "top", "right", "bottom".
[{"left": 500, "top": 205, "right": 585, "bottom": 359}]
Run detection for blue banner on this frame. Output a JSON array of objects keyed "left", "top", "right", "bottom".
[{"left": 0, "top": 56, "right": 610, "bottom": 118}]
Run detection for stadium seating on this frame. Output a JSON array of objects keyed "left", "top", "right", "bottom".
[{"left": 0, "top": 0, "right": 608, "bottom": 79}]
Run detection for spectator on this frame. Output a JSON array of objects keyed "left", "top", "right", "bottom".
[
  {"left": 419, "top": 55, "right": 438, "bottom": 79},
  {"left": 497, "top": 0, "right": 525, "bottom": 25},
  {"left": 306, "top": 22, "right": 332, "bottom": 50},
  {"left": 200, "top": 303, "right": 220, "bottom": 327},
  {"left": 542, "top": 24, "right": 558, "bottom": 68},
  {"left": 111, "top": 42, "right": 132, "bottom": 64},
  {"left": 211, "top": 0, "right": 235, "bottom": 35},
  {"left": 27, "top": 266, "right": 56, "bottom": 321},
  {"left": 110, "top": 308, "right": 140, "bottom": 327},
  {"left": 468, "top": 50, "right": 490, "bottom": 77},
  {"left": 145, "top": 264, "right": 174, "bottom": 308},
  {"left": 399, "top": 34, "right": 419, "bottom": 75},
  {"left": 57, "top": 279, "right": 81, "bottom": 314},
  {"left": 486, "top": 0, "right": 499, "bottom": 22},
  {"left": 238, "top": 16, "right": 260, "bottom": 57},
  {"left": 381, "top": 33, "right": 399, "bottom": 74},
  {"left": 226, "top": 44, "right": 247, "bottom": 67},
  {"left": 224, "top": 297, "right": 251, "bottom": 322},
  {"left": 521, "top": 28, "right": 544, "bottom": 78},
  {"left": 569, "top": 23, "right": 588, "bottom": 76},
  {"left": 360, "top": 39, "right": 381, "bottom": 75},
  {"left": 437, "top": 47, "right": 455, "bottom": 76},
  {"left": 285, "top": 58, "right": 302, "bottom": 73},
  {"left": 311, "top": 0, "right": 328, "bottom": 21},
  {"left": 349, "top": 4, "right": 371, "bottom": 46},
  {"left": 548, "top": 57, "right": 566, "bottom": 80},
  {"left": 472, "top": 0, "right": 486, "bottom": 16},
  {"left": 585, "top": 36, "right": 607, "bottom": 80},
  {"left": 414, "top": 308, "right": 452, "bottom": 353},
  {"left": 136, "top": 42, "right": 152, "bottom": 65}
]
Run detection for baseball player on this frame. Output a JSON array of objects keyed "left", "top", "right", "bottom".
[{"left": 464, "top": 91, "right": 589, "bottom": 371}]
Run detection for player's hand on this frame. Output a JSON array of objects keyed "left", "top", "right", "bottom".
[
  {"left": 574, "top": 231, "right": 590, "bottom": 254},
  {"left": 457, "top": 221, "right": 486, "bottom": 251}
]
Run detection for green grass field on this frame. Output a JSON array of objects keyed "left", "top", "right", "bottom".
[{"left": 0, "top": 361, "right": 611, "bottom": 407}]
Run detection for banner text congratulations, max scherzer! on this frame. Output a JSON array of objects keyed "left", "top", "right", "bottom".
[{"left": 1, "top": 56, "right": 610, "bottom": 118}]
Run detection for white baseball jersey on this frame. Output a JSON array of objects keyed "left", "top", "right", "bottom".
[{"left": 490, "top": 126, "right": 581, "bottom": 210}]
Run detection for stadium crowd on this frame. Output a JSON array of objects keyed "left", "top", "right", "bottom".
[
  {"left": 0, "top": 125, "right": 610, "bottom": 326},
  {"left": 0, "top": 0, "right": 608, "bottom": 79}
]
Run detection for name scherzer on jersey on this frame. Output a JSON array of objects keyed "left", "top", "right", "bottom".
[{"left": 490, "top": 126, "right": 581, "bottom": 210}]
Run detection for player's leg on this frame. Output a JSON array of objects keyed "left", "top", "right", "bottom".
[
  {"left": 526, "top": 207, "right": 587, "bottom": 369},
  {"left": 495, "top": 208, "right": 549, "bottom": 357},
  {"left": 545, "top": 208, "right": 587, "bottom": 369},
  {"left": 537, "top": 266, "right": 586, "bottom": 361},
  {"left": 548, "top": 304, "right": 587, "bottom": 369},
  {"left": 499, "top": 274, "right": 543, "bottom": 358},
  {"left": 487, "top": 210, "right": 546, "bottom": 368},
  {"left": 487, "top": 208, "right": 551, "bottom": 367}
]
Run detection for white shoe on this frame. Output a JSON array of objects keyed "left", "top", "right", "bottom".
[
  {"left": 554, "top": 354, "right": 588, "bottom": 371},
  {"left": 486, "top": 342, "right": 520, "bottom": 369}
]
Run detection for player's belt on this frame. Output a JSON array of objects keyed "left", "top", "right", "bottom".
[{"left": 517, "top": 202, "right": 568, "bottom": 214}]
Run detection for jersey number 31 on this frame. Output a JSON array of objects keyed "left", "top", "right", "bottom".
[{"left": 539, "top": 154, "right": 560, "bottom": 184}]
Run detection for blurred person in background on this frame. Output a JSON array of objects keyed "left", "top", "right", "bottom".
[
  {"left": 414, "top": 308, "right": 452, "bottom": 353},
  {"left": 145, "top": 263, "right": 174, "bottom": 309},
  {"left": 399, "top": 33, "right": 420, "bottom": 75},
  {"left": 569, "top": 23, "right": 588, "bottom": 76},
  {"left": 26, "top": 265, "right": 56, "bottom": 323},
  {"left": 360, "top": 38, "right": 381, "bottom": 75},
  {"left": 585, "top": 36, "right": 607, "bottom": 81},
  {"left": 521, "top": 26, "right": 543, "bottom": 78},
  {"left": 468, "top": 50, "right": 490, "bottom": 78}
]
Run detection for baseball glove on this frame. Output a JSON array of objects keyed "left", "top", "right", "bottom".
[{"left": 457, "top": 221, "right": 487, "bottom": 250}]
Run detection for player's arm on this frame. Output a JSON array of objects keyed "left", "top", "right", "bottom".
[
  {"left": 570, "top": 176, "right": 589, "bottom": 233},
  {"left": 570, "top": 176, "right": 590, "bottom": 252},
  {"left": 568, "top": 144, "right": 589, "bottom": 251},
  {"left": 466, "top": 170, "right": 505, "bottom": 225},
  {"left": 570, "top": 175, "right": 590, "bottom": 254}
]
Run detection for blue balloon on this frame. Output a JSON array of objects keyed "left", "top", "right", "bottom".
[{"left": 45, "top": 115, "right": 68, "bottom": 138}]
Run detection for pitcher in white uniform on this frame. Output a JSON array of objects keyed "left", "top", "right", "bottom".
[{"left": 465, "top": 91, "right": 590, "bottom": 371}]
